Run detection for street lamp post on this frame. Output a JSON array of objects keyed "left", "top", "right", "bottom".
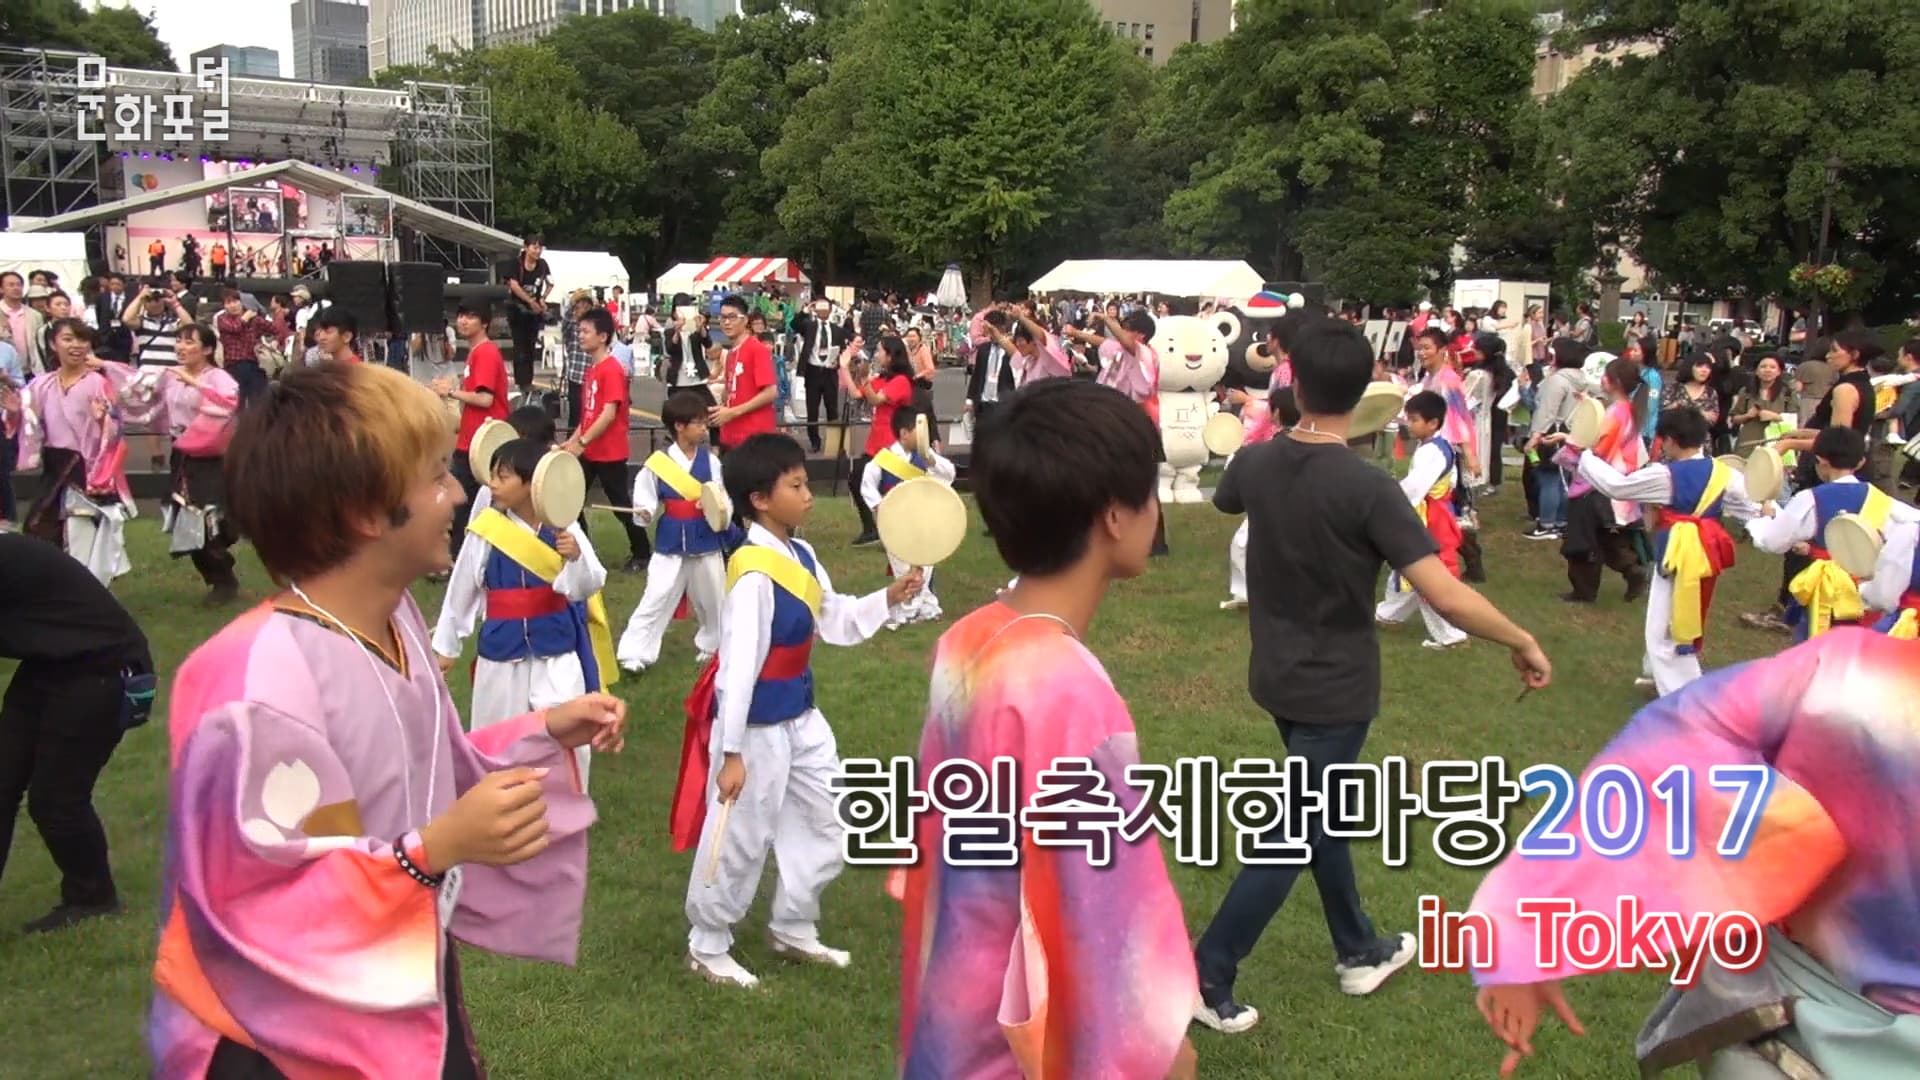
[{"left": 1812, "top": 155, "right": 1841, "bottom": 337}]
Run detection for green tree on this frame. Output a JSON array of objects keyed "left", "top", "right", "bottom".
[
  {"left": 1546, "top": 0, "right": 1920, "bottom": 323},
  {"left": 378, "top": 46, "right": 653, "bottom": 252},
  {"left": 1, "top": 0, "right": 174, "bottom": 69},
  {"left": 818, "top": 0, "right": 1138, "bottom": 302}
]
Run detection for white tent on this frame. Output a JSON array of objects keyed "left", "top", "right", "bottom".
[
  {"left": 0, "top": 231, "right": 88, "bottom": 292},
  {"left": 543, "top": 249, "right": 628, "bottom": 304},
  {"left": 1029, "top": 259, "right": 1265, "bottom": 299},
  {"left": 655, "top": 261, "right": 708, "bottom": 300}
]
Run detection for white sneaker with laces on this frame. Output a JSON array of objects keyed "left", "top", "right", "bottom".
[
  {"left": 1192, "top": 1000, "right": 1259, "bottom": 1033},
  {"left": 1219, "top": 598, "right": 1248, "bottom": 610},
  {"left": 1335, "top": 932, "right": 1416, "bottom": 996},
  {"left": 770, "top": 931, "right": 851, "bottom": 968},
  {"left": 687, "top": 950, "right": 760, "bottom": 988}
]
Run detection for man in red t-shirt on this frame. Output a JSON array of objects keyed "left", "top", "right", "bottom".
[
  {"left": 563, "top": 308, "right": 650, "bottom": 572},
  {"left": 711, "top": 294, "right": 778, "bottom": 451},
  {"left": 442, "top": 302, "right": 511, "bottom": 559}
]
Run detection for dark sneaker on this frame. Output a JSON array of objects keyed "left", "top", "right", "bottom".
[
  {"left": 1560, "top": 591, "right": 1595, "bottom": 604},
  {"left": 1624, "top": 572, "right": 1650, "bottom": 603},
  {"left": 1336, "top": 932, "right": 1417, "bottom": 996},
  {"left": 1523, "top": 526, "right": 1561, "bottom": 540},
  {"left": 851, "top": 533, "right": 880, "bottom": 548},
  {"left": 23, "top": 900, "right": 123, "bottom": 935},
  {"left": 622, "top": 556, "right": 647, "bottom": 574}
]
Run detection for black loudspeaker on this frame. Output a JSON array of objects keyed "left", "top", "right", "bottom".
[
  {"left": 324, "top": 261, "right": 392, "bottom": 336},
  {"left": 388, "top": 262, "right": 446, "bottom": 333},
  {"left": 231, "top": 276, "right": 320, "bottom": 299},
  {"left": 445, "top": 283, "right": 511, "bottom": 303}
]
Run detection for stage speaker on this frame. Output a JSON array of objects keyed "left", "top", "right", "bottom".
[
  {"left": 231, "top": 276, "right": 319, "bottom": 299},
  {"left": 445, "top": 283, "right": 511, "bottom": 303},
  {"left": 324, "top": 261, "right": 392, "bottom": 336},
  {"left": 388, "top": 262, "right": 446, "bottom": 333}
]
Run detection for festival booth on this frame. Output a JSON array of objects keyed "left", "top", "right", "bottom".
[
  {"left": 691, "top": 256, "right": 810, "bottom": 295},
  {"left": 1028, "top": 259, "right": 1265, "bottom": 301},
  {"left": 545, "top": 249, "right": 629, "bottom": 306},
  {"left": 0, "top": 230, "right": 88, "bottom": 290},
  {"left": 654, "top": 261, "right": 708, "bottom": 303}
]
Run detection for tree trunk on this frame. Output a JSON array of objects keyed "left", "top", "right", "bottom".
[
  {"left": 823, "top": 242, "right": 839, "bottom": 285},
  {"left": 970, "top": 256, "right": 994, "bottom": 308}
]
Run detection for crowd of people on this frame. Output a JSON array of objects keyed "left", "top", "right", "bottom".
[{"left": 0, "top": 250, "right": 1916, "bottom": 1077}]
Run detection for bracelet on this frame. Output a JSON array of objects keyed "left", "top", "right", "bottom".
[{"left": 394, "top": 839, "right": 443, "bottom": 888}]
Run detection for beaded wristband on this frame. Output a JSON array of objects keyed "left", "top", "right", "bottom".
[{"left": 394, "top": 840, "right": 443, "bottom": 888}]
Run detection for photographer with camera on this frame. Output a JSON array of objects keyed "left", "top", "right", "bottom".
[{"left": 120, "top": 280, "right": 189, "bottom": 368}]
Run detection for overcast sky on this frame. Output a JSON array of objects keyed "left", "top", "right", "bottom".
[{"left": 117, "top": 0, "right": 302, "bottom": 76}]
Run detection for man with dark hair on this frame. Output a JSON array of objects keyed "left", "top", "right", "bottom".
[
  {"left": 0, "top": 533, "right": 153, "bottom": 933},
  {"left": 964, "top": 310, "right": 1017, "bottom": 436},
  {"left": 790, "top": 298, "right": 846, "bottom": 453},
  {"left": 504, "top": 235, "right": 551, "bottom": 394},
  {"left": 900, "top": 377, "right": 1199, "bottom": 1077},
  {"left": 711, "top": 294, "right": 778, "bottom": 452},
  {"left": 563, "top": 307, "right": 648, "bottom": 573},
  {"left": 1192, "top": 318, "right": 1551, "bottom": 1034},
  {"left": 309, "top": 306, "right": 362, "bottom": 366}
]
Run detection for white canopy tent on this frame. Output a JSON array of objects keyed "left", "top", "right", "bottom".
[
  {"left": 0, "top": 231, "right": 88, "bottom": 291},
  {"left": 654, "top": 261, "right": 708, "bottom": 300},
  {"left": 544, "top": 249, "right": 628, "bottom": 303},
  {"left": 1029, "top": 259, "right": 1265, "bottom": 299}
]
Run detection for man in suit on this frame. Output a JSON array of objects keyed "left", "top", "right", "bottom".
[
  {"left": 965, "top": 309, "right": 1018, "bottom": 434},
  {"left": 789, "top": 298, "right": 846, "bottom": 453}
]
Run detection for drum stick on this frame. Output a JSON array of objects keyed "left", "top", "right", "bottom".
[
  {"left": 589, "top": 503, "right": 646, "bottom": 514},
  {"left": 705, "top": 799, "right": 734, "bottom": 885}
]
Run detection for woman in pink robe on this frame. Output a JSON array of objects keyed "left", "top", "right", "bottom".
[{"left": 2, "top": 319, "right": 130, "bottom": 573}]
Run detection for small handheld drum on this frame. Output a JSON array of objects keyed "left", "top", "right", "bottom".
[
  {"left": 1743, "top": 445, "right": 1785, "bottom": 504},
  {"left": 1348, "top": 382, "right": 1409, "bottom": 438},
  {"left": 698, "top": 481, "right": 730, "bottom": 533},
  {"left": 914, "top": 412, "right": 932, "bottom": 453},
  {"left": 1825, "top": 513, "right": 1884, "bottom": 579},
  {"left": 1567, "top": 397, "right": 1605, "bottom": 449},
  {"left": 875, "top": 477, "right": 967, "bottom": 567},
  {"left": 1202, "top": 411, "right": 1245, "bottom": 456},
  {"left": 1715, "top": 454, "right": 1747, "bottom": 472},
  {"left": 468, "top": 417, "right": 516, "bottom": 479},
  {"left": 530, "top": 451, "right": 588, "bottom": 529}
]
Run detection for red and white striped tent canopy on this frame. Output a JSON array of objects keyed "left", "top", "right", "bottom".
[{"left": 693, "top": 256, "right": 810, "bottom": 286}]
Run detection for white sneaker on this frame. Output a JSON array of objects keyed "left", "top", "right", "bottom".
[
  {"left": 769, "top": 931, "right": 851, "bottom": 969},
  {"left": 619, "top": 661, "right": 647, "bottom": 676},
  {"left": 1422, "top": 639, "right": 1468, "bottom": 651},
  {"left": 694, "top": 652, "right": 714, "bottom": 667},
  {"left": 1219, "top": 598, "right": 1248, "bottom": 610},
  {"left": 1336, "top": 932, "right": 1416, "bottom": 996},
  {"left": 1192, "top": 1000, "right": 1259, "bottom": 1033},
  {"left": 688, "top": 950, "right": 760, "bottom": 988}
]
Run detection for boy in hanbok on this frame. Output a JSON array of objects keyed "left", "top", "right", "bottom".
[
  {"left": 1862, "top": 515, "right": 1919, "bottom": 638},
  {"left": 465, "top": 404, "right": 557, "bottom": 519},
  {"left": 1375, "top": 392, "right": 1469, "bottom": 649},
  {"left": 433, "top": 437, "right": 614, "bottom": 788},
  {"left": 151, "top": 363, "right": 626, "bottom": 1079},
  {"left": 858, "top": 404, "right": 955, "bottom": 627},
  {"left": 1560, "top": 407, "right": 1760, "bottom": 695},
  {"left": 1465, "top": 630, "right": 1920, "bottom": 1079},
  {"left": 672, "top": 433, "right": 921, "bottom": 989},
  {"left": 897, "top": 378, "right": 1199, "bottom": 1079},
  {"left": 1223, "top": 385, "right": 1296, "bottom": 610},
  {"left": 616, "top": 389, "right": 731, "bottom": 674},
  {"left": 1748, "top": 425, "right": 1920, "bottom": 640}
]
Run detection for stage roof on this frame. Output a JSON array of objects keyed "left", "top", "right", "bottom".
[{"left": 11, "top": 160, "right": 519, "bottom": 255}]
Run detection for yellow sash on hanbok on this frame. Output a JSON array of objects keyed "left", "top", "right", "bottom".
[
  {"left": 467, "top": 508, "right": 619, "bottom": 690},
  {"left": 1789, "top": 487, "right": 1892, "bottom": 638},
  {"left": 643, "top": 450, "right": 703, "bottom": 501},
  {"left": 1395, "top": 468, "right": 1456, "bottom": 595},
  {"left": 1889, "top": 609, "right": 1919, "bottom": 640},
  {"left": 1662, "top": 462, "right": 1729, "bottom": 646},
  {"left": 874, "top": 448, "right": 925, "bottom": 484},
  {"left": 726, "top": 544, "right": 822, "bottom": 618}
]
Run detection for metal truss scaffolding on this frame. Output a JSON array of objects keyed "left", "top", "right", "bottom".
[
  {"left": 0, "top": 48, "right": 102, "bottom": 224},
  {"left": 392, "top": 81, "right": 495, "bottom": 274}
]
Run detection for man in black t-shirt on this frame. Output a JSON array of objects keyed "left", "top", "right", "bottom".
[
  {"left": 504, "top": 235, "right": 553, "bottom": 394},
  {"left": 1192, "top": 316, "right": 1551, "bottom": 1035},
  {"left": 0, "top": 534, "right": 154, "bottom": 934}
]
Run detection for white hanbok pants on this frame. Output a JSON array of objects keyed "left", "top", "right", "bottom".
[
  {"left": 686, "top": 708, "right": 845, "bottom": 958},
  {"left": 471, "top": 653, "right": 591, "bottom": 789},
  {"left": 1375, "top": 583, "right": 1467, "bottom": 646},
  {"left": 1642, "top": 570, "right": 1703, "bottom": 696},
  {"left": 1228, "top": 519, "right": 1249, "bottom": 602},
  {"left": 64, "top": 492, "right": 132, "bottom": 586},
  {"left": 617, "top": 551, "right": 725, "bottom": 670},
  {"left": 885, "top": 553, "right": 938, "bottom": 621}
]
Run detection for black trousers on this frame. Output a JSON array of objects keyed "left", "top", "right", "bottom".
[
  {"left": 849, "top": 455, "right": 878, "bottom": 536},
  {"left": 582, "top": 457, "right": 648, "bottom": 562},
  {"left": 0, "top": 662, "right": 126, "bottom": 908},
  {"left": 1488, "top": 408, "right": 1509, "bottom": 487},
  {"left": 565, "top": 381, "right": 583, "bottom": 429},
  {"left": 1194, "top": 717, "right": 1379, "bottom": 999},
  {"left": 449, "top": 450, "right": 482, "bottom": 560},
  {"left": 172, "top": 452, "right": 239, "bottom": 591},
  {"left": 801, "top": 364, "right": 839, "bottom": 452},
  {"left": 509, "top": 314, "right": 540, "bottom": 391},
  {"left": 208, "top": 945, "right": 481, "bottom": 1079}
]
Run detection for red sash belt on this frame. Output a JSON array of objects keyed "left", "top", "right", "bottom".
[
  {"left": 1655, "top": 510, "right": 1735, "bottom": 573},
  {"left": 662, "top": 498, "right": 702, "bottom": 520},
  {"left": 1808, "top": 545, "right": 1831, "bottom": 562},
  {"left": 1425, "top": 497, "right": 1463, "bottom": 577},
  {"left": 486, "top": 586, "right": 569, "bottom": 620},
  {"left": 761, "top": 640, "right": 813, "bottom": 680}
]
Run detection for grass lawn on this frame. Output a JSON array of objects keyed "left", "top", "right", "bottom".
[{"left": 0, "top": 483, "right": 1795, "bottom": 1079}]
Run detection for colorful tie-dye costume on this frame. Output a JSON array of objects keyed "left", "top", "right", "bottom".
[
  {"left": 896, "top": 603, "right": 1196, "bottom": 1079},
  {"left": 1468, "top": 629, "right": 1918, "bottom": 1018},
  {"left": 150, "top": 596, "right": 596, "bottom": 1079}
]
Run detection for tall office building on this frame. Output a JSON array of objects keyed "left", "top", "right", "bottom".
[
  {"left": 484, "top": 0, "right": 660, "bottom": 46},
  {"left": 374, "top": 0, "right": 486, "bottom": 71},
  {"left": 1096, "top": 0, "right": 1231, "bottom": 65},
  {"left": 189, "top": 44, "right": 282, "bottom": 79},
  {"left": 292, "top": 0, "right": 372, "bottom": 83},
  {"left": 655, "top": 0, "right": 738, "bottom": 32}
]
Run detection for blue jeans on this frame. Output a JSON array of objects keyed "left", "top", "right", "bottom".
[{"left": 1536, "top": 465, "right": 1567, "bottom": 528}]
